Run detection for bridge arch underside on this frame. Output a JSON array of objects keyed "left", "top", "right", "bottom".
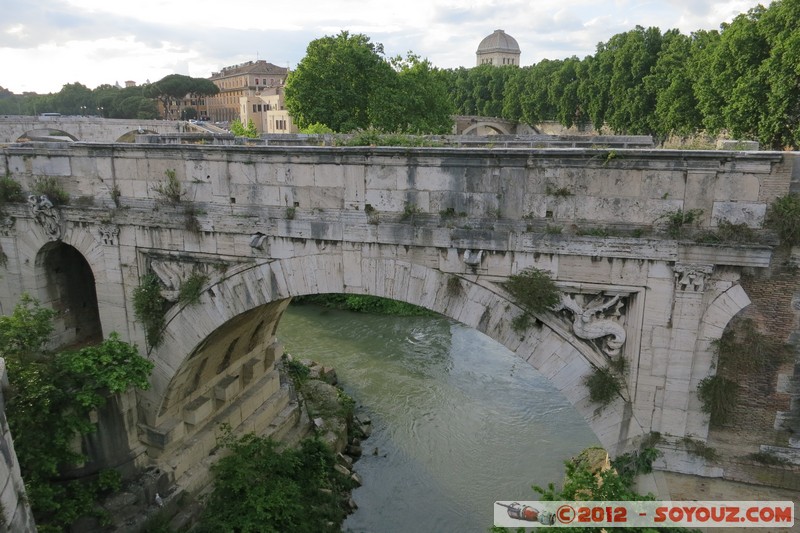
[
  {"left": 18, "top": 128, "right": 77, "bottom": 142},
  {"left": 143, "top": 255, "right": 647, "bottom": 459},
  {"left": 462, "top": 122, "right": 511, "bottom": 136}
]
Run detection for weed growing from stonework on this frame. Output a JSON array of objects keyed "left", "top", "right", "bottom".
[
  {"left": 446, "top": 275, "right": 463, "bottom": 297},
  {"left": 503, "top": 267, "right": 560, "bottom": 315},
  {"left": 584, "top": 365, "right": 623, "bottom": 406},
  {"left": 0, "top": 174, "right": 25, "bottom": 203},
  {"left": 658, "top": 208, "right": 704, "bottom": 239},
  {"left": 765, "top": 193, "right": 800, "bottom": 246},
  {"left": 697, "top": 375, "right": 739, "bottom": 426},
  {"left": 132, "top": 273, "right": 168, "bottom": 348},
  {"left": 694, "top": 219, "right": 756, "bottom": 244},
  {"left": 681, "top": 437, "right": 719, "bottom": 461},
  {"left": 178, "top": 272, "right": 208, "bottom": 306},
  {"left": 1, "top": 295, "right": 152, "bottom": 532},
  {"left": 400, "top": 202, "right": 423, "bottom": 221},
  {"left": 153, "top": 169, "right": 183, "bottom": 205},
  {"left": 32, "top": 176, "right": 70, "bottom": 205}
]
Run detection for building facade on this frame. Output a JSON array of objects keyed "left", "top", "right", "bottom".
[
  {"left": 476, "top": 29, "right": 521, "bottom": 66},
  {"left": 206, "top": 60, "right": 297, "bottom": 133}
]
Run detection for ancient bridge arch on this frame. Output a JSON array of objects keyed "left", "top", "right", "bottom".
[
  {"left": 17, "top": 128, "right": 78, "bottom": 142},
  {"left": 462, "top": 121, "right": 512, "bottom": 136},
  {"left": 143, "top": 255, "right": 648, "bottom": 456}
]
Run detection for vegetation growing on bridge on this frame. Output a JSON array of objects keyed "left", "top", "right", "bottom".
[
  {"left": 1, "top": 295, "right": 153, "bottom": 532},
  {"left": 32, "top": 176, "right": 69, "bottom": 206},
  {"left": 765, "top": 193, "right": 800, "bottom": 247},
  {"left": 133, "top": 272, "right": 168, "bottom": 348},
  {"left": 153, "top": 169, "right": 184, "bottom": 205},
  {"left": 504, "top": 267, "right": 560, "bottom": 329},
  {"left": 698, "top": 318, "right": 794, "bottom": 427},
  {"left": 195, "top": 430, "right": 357, "bottom": 533}
]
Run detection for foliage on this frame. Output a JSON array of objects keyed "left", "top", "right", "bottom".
[
  {"left": 132, "top": 272, "right": 167, "bottom": 348},
  {"left": 300, "top": 122, "right": 334, "bottom": 134},
  {"left": 765, "top": 193, "right": 800, "bottom": 246},
  {"left": 446, "top": 275, "right": 463, "bottom": 297},
  {"left": 694, "top": 219, "right": 756, "bottom": 244},
  {"left": 338, "top": 128, "right": 443, "bottom": 147},
  {"left": 178, "top": 272, "right": 208, "bottom": 306},
  {"left": 681, "top": 437, "right": 719, "bottom": 461},
  {"left": 153, "top": 169, "right": 184, "bottom": 205},
  {"left": 32, "top": 176, "right": 70, "bottom": 206},
  {"left": 0, "top": 174, "right": 25, "bottom": 203},
  {"left": 285, "top": 31, "right": 394, "bottom": 133},
  {"left": 697, "top": 375, "right": 739, "bottom": 426},
  {"left": 196, "top": 432, "right": 355, "bottom": 533},
  {"left": 503, "top": 267, "right": 560, "bottom": 315},
  {"left": 2, "top": 295, "right": 152, "bottom": 532},
  {"left": 283, "top": 356, "right": 311, "bottom": 387},
  {"left": 746, "top": 451, "right": 790, "bottom": 465},
  {"left": 584, "top": 365, "right": 623, "bottom": 406},
  {"left": 285, "top": 206, "right": 296, "bottom": 220},
  {"left": 230, "top": 118, "right": 259, "bottom": 138},
  {"left": 399, "top": 202, "right": 423, "bottom": 221},
  {"left": 658, "top": 208, "right": 703, "bottom": 238},
  {"left": 143, "top": 74, "right": 219, "bottom": 120},
  {"left": 293, "top": 294, "right": 434, "bottom": 316},
  {"left": 715, "top": 318, "right": 793, "bottom": 375}
]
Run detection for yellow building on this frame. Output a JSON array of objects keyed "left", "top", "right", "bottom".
[{"left": 206, "top": 60, "right": 297, "bottom": 133}]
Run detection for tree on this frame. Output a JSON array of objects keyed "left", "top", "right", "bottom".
[
  {"left": 2, "top": 295, "right": 153, "bottom": 531},
  {"left": 144, "top": 74, "right": 219, "bottom": 119},
  {"left": 230, "top": 118, "right": 259, "bottom": 138},
  {"left": 368, "top": 53, "right": 454, "bottom": 134},
  {"left": 285, "top": 31, "right": 394, "bottom": 132}
]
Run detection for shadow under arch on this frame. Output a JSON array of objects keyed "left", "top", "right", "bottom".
[
  {"left": 462, "top": 122, "right": 511, "bottom": 136},
  {"left": 17, "top": 128, "right": 78, "bottom": 142},
  {"left": 143, "top": 256, "right": 647, "bottom": 456},
  {"left": 116, "top": 129, "right": 157, "bottom": 142},
  {"left": 34, "top": 240, "right": 102, "bottom": 349}
]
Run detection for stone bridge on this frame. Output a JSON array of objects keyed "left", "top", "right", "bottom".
[
  {"left": 0, "top": 141, "right": 795, "bottom": 497},
  {"left": 0, "top": 115, "right": 183, "bottom": 143}
]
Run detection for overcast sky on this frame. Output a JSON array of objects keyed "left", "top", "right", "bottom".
[{"left": 1, "top": 0, "right": 762, "bottom": 94}]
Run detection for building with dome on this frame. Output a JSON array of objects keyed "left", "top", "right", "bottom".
[{"left": 476, "top": 29, "right": 521, "bottom": 66}]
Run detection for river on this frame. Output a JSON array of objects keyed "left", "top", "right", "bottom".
[{"left": 277, "top": 303, "right": 600, "bottom": 533}]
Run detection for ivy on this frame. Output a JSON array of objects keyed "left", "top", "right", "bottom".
[
  {"left": 765, "top": 193, "right": 800, "bottom": 246},
  {"left": 2, "top": 296, "right": 152, "bottom": 532}
]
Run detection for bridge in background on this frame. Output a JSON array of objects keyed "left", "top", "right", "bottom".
[
  {"left": 0, "top": 140, "right": 795, "bottom": 522},
  {"left": 0, "top": 115, "right": 183, "bottom": 143}
]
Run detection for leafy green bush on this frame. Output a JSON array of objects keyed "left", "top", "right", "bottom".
[
  {"left": 658, "top": 208, "right": 704, "bottom": 238},
  {"left": 300, "top": 122, "right": 334, "bottom": 134},
  {"left": 2, "top": 295, "right": 152, "bottom": 531},
  {"left": 197, "top": 433, "right": 355, "bottom": 533}
]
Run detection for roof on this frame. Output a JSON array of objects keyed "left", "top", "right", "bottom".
[
  {"left": 212, "top": 60, "right": 287, "bottom": 79},
  {"left": 476, "top": 29, "right": 521, "bottom": 54}
]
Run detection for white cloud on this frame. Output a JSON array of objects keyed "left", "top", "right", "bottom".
[{"left": 0, "top": 0, "right": 764, "bottom": 94}]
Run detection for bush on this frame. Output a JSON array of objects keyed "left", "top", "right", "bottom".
[
  {"left": 503, "top": 268, "right": 560, "bottom": 314},
  {"left": 153, "top": 169, "right": 183, "bottom": 205},
  {"left": 178, "top": 272, "right": 208, "bottom": 306},
  {"left": 0, "top": 174, "right": 24, "bottom": 203},
  {"left": 132, "top": 273, "right": 167, "bottom": 348},
  {"left": 697, "top": 375, "right": 739, "bottom": 426},
  {"left": 32, "top": 176, "right": 70, "bottom": 205},
  {"left": 583, "top": 366, "right": 623, "bottom": 406},
  {"left": 765, "top": 193, "right": 800, "bottom": 246}
]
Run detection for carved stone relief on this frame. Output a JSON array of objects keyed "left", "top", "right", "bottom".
[
  {"left": 97, "top": 224, "right": 119, "bottom": 246},
  {"left": 28, "top": 194, "right": 61, "bottom": 241},
  {"left": 553, "top": 291, "right": 629, "bottom": 356},
  {"left": 673, "top": 263, "right": 713, "bottom": 292}
]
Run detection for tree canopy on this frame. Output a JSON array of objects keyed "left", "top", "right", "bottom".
[{"left": 144, "top": 74, "right": 219, "bottom": 119}]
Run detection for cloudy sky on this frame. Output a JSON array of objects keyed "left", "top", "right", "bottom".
[{"left": 2, "top": 0, "right": 762, "bottom": 94}]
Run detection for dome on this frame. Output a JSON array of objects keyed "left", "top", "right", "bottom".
[{"left": 476, "top": 29, "right": 520, "bottom": 54}]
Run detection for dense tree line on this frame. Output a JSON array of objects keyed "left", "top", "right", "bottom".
[
  {"left": 0, "top": 74, "right": 218, "bottom": 120},
  {"left": 440, "top": 0, "right": 800, "bottom": 149}
]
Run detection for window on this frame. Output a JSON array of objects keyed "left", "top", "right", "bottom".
[
  {"left": 258, "top": 105, "right": 262, "bottom": 112},
  {"left": 256, "top": 78, "right": 259, "bottom": 85},
  {"left": 253, "top": 104, "right": 257, "bottom": 112}
]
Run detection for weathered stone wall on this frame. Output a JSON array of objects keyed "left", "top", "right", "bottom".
[
  {"left": 0, "top": 116, "right": 180, "bottom": 143},
  {"left": 0, "top": 359, "right": 36, "bottom": 533}
]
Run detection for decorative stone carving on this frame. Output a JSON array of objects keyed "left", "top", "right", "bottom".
[
  {"left": 554, "top": 292, "right": 627, "bottom": 356},
  {"left": 250, "top": 232, "right": 267, "bottom": 250},
  {"left": 28, "top": 194, "right": 61, "bottom": 241},
  {"left": 463, "top": 249, "right": 483, "bottom": 266},
  {"left": 674, "top": 263, "right": 713, "bottom": 292},
  {"left": 98, "top": 224, "right": 119, "bottom": 246}
]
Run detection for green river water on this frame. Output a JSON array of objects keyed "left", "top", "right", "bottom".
[{"left": 277, "top": 304, "right": 599, "bottom": 533}]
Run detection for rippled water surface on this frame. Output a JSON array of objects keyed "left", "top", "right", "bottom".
[{"left": 277, "top": 304, "right": 599, "bottom": 533}]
